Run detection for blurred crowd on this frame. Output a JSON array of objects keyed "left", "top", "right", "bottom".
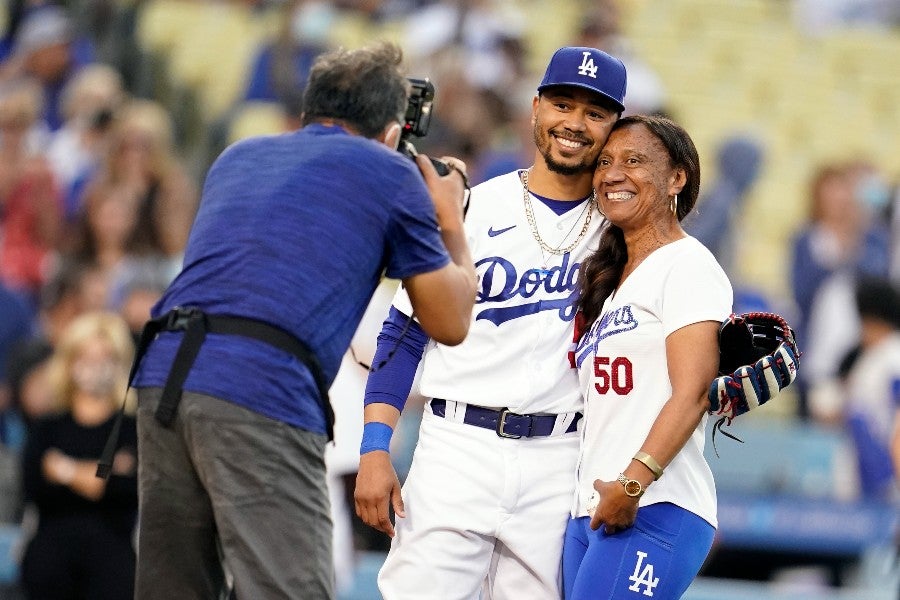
[{"left": 0, "top": 0, "right": 897, "bottom": 598}]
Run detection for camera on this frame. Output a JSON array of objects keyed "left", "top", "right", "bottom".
[{"left": 399, "top": 78, "right": 450, "bottom": 176}]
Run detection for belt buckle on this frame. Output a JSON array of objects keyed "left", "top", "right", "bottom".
[
  {"left": 496, "top": 408, "right": 523, "bottom": 439},
  {"left": 166, "top": 306, "right": 202, "bottom": 330}
]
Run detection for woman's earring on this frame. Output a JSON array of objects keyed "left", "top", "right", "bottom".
[{"left": 670, "top": 194, "right": 679, "bottom": 217}]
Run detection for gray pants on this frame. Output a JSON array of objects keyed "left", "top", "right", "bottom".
[{"left": 135, "top": 388, "right": 334, "bottom": 600}]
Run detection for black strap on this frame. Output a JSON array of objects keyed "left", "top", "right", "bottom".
[
  {"left": 711, "top": 417, "right": 744, "bottom": 458},
  {"left": 203, "top": 314, "right": 334, "bottom": 437},
  {"left": 154, "top": 311, "right": 208, "bottom": 426},
  {"left": 96, "top": 314, "right": 167, "bottom": 479},
  {"left": 97, "top": 308, "right": 334, "bottom": 479}
]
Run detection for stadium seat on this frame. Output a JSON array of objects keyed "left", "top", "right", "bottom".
[
  {"left": 134, "top": 0, "right": 206, "bottom": 56},
  {"left": 164, "top": 5, "right": 275, "bottom": 121},
  {"left": 226, "top": 101, "right": 288, "bottom": 145}
]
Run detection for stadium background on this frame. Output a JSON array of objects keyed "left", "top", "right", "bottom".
[{"left": 0, "top": 0, "right": 897, "bottom": 599}]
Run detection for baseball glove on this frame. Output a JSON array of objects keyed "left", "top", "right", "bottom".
[{"left": 707, "top": 312, "right": 800, "bottom": 451}]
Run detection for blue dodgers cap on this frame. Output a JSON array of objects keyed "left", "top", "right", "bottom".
[{"left": 537, "top": 46, "right": 627, "bottom": 112}]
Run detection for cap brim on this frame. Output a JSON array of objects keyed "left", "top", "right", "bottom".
[{"left": 537, "top": 82, "right": 624, "bottom": 113}]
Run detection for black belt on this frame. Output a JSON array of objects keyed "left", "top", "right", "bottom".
[
  {"left": 430, "top": 399, "right": 581, "bottom": 439},
  {"left": 96, "top": 307, "right": 333, "bottom": 479}
]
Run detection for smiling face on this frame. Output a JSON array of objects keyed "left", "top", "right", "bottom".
[
  {"left": 593, "top": 122, "right": 687, "bottom": 230},
  {"left": 532, "top": 87, "right": 618, "bottom": 176}
]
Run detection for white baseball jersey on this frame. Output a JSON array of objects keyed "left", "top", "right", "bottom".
[
  {"left": 394, "top": 169, "right": 604, "bottom": 415},
  {"left": 382, "top": 170, "right": 603, "bottom": 599},
  {"left": 571, "top": 237, "right": 732, "bottom": 527}
]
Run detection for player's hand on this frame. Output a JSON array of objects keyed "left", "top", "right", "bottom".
[
  {"left": 355, "top": 451, "right": 405, "bottom": 537},
  {"left": 416, "top": 153, "right": 468, "bottom": 225},
  {"left": 589, "top": 479, "right": 638, "bottom": 534}
]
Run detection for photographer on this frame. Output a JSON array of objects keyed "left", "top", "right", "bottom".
[{"left": 127, "top": 41, "right": 475, "bottom": 599}]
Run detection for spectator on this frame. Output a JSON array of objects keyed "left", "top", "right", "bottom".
[
  {"left": 8, "top": 4, "right": 95, "bottom": 131},
  {"left": 113, "top": 269, "right": 168, "bottom": 345},
  {"left": 63, "top": 176, "right": 172, "bottom": 314},
  {"left": 45, "top": 63, "right": 126, "bottom": 222},
  {"left": 811, "top": 277, "right": 900, "bottom": 501},
  {"left": 242, "top": 0, "right": 332, "bottom": 106},
  {"left": 6, "top": 337, "right": 54, "bottom": 433},
  {"left": 0, "top": 337, "right": 53, "bottom": 525},
  {"left": 19, "top": 311, "right": 137, "bottom": 599},
  {"left": 206, "top": 0, "right": 333, "bottom": 168},
  {"left": 78, "top": 98, "right": 198, "bottom": 268},
  {"left": 845, "top": 277, "right": 900, "bottom": 500},
  {"left": 0, "top": 280, "right": 34, "bottom": 459},
  {"left": 401, "top": 0, "right": 528, "bottom": 94},
  {"left": 683, "top": 133, "right": 765, "bottom": 271},
  {"left": 0, "top": 77, "right": 63, "bottom": 301},
  {"left": 36, "top": 260, "right": 107, "bottom": 347},
  {"left": 0, "top": 283, "right": 35, "bottom": 525},
  {"left": 0, "top": 281, "right": 33, "bottom": 409},
  {"left": 789, "top": 163, "right": 890, "bottom": 416}
]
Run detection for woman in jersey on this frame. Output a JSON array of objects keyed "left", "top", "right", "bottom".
[{"left": 564, "top": 114, "right": 733, "bottom": 599}]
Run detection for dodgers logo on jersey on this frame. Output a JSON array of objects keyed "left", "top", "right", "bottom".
[
  {"left": 475, "top": 252, "right": 579, "bottom": 326},
  {"left": 577, "top": 51, "right": 599, "bottom": 79},
  {"left": 573, "top": 304, "right": 638, "bottom": 368}
]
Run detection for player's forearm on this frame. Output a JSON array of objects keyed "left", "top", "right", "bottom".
[
  {"left": 361, "top": 309, "right": 428, "bottom": 456},
  {"left": 631, "top": 322, "right": 718, "bottom": 483},
  {"left": 430, "top": 164, "right": 477, "bottom": 320},
  {"left": 633, "top": 393, "right": 707, "bottom": 480},
  {"left": 363, "top": 308, "right": 428, "bottom": 410},
  {"left": 440, "top": 223, "right": 477, "bottom": 303},
  {"left": 363, "top": 403, "right": 401, "bottom": 430}
]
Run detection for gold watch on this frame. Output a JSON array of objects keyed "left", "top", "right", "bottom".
[{"left": 617, "top": 473, "right": 644, "bottom": 498}]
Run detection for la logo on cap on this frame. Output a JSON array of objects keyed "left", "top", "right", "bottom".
[
  {"left": 577, "top": 51, "right": 598, "bottom": 79},
  {"left": 537, "top": 46, "right": 627, "bottom": 112}
]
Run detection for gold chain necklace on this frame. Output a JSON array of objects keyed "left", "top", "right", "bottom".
[{"left": 521, "top": 169, "right": 595, "bottom": 258}]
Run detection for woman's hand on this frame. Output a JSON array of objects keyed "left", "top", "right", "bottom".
[{"left": 589, "top": 478, "right": 639, "bottom": 534}]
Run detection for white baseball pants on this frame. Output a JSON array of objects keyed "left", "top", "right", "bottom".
[{"left": 378, "top": 404, "right": 580, "bottom": 600}]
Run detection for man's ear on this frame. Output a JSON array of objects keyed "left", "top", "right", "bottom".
[{"left": 379, "top": 121, "right": 402, "bottom": 151}]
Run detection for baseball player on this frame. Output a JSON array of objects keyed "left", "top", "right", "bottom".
[{"left": 354, "top": 47, "right": 627, "bottom": 599}]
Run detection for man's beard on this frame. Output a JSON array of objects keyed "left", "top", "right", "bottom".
[
  {"left": 545, "top": 154, "right": 594, "bottom": 176},
  {"left": 534, "top": 124, "right": 596, "bottom": 176}
]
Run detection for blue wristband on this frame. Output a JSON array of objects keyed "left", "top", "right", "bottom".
[{"left": 360, "top": 422, "right": 393, "bottom": 455}]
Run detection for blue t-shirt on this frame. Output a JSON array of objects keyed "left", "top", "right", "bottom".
[{"left": 132, "top": 124, "right": 451, "bottom": 433}]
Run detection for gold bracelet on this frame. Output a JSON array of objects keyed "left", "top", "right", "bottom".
[{"left": 633, "top": 451, "right": 663, "bottom": 480}]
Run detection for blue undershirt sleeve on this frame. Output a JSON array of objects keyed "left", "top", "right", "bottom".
[{"left": 363, "top": 306, "right": 429, "bottom": 412}]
